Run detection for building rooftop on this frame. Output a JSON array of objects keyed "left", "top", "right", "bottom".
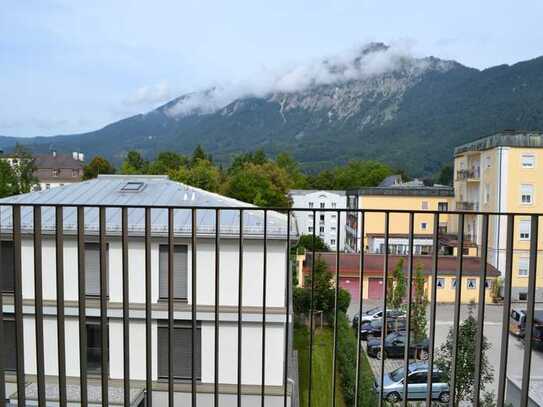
[
  {"left": 454, "top": 130, "right": 543, "bottom": 156},
  {"left": 288, "top": 189, "right": 346, "bottom": 196},
  {"left": 347, "top": 185, "right": 454, "bottom": 197},
  {"left": 34, "top": 153, "right": 85, "bottom": 170},
  {"left": 0, "top": 175, "right": 291, "bottom": 238},
  {"left": 304, "top": 252, "right": 500, "bottom": 277}
]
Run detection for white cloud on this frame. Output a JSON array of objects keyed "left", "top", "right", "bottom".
[
  {"left": 164, "top": 42, "right": 431, "bottom": 118},
  {"left": 124, "top": 81, "right": 172, "bottom": 106}
]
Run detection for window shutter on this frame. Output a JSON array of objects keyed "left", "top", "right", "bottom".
[
  {"left": 158, "top": 326, "right": 201, "bottom": 379},
  {"left": 3, "top": 319, "right": 16, "bottom": 370},
  {"left": 159, "top": 245, "right": 188, "bottom": 299},
  {"left": 1, "top": 241, "right": 15, "bottom": 292},
  {"left": 85, "top": 243, "right": 106, "bottom": 296}
]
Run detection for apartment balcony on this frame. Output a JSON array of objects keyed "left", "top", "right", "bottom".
[
  {"left": 456, "top": 201, "right": 479, "bottom": 211},
  {"left": 0, "top": 198, "right": 542, "bottom": 406},
  {"left": 456, "top": 167, "right": 480, "bottom": 181}
]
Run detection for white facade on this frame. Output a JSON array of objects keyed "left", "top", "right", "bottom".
[{"left": 289, "top": 190, "right": 346, "bottom": 251}]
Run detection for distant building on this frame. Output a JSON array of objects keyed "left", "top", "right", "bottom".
[
  {"left": 33, "top": 151, "right": 85, "bottom": 190},
  {"left": 453, "top": 130, "right": 543, "bottom": 301},
  {"left": 288, "top": 189, "right": 347, "bottom": 251},
  {"left": 345, "top": 177, "right": 455, "bottom": 254}
]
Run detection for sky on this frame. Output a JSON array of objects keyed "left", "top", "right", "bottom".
[{"left": 1, "top": 0, "right": 543, "bottom": 138}]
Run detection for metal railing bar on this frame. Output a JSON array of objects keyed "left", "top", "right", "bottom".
[
  {"left": 331, "top": 209, "right": 341, "bottom": 407},
  {"left": 261, "top": 209, "right": 268, "bottom": 407},
  {"left": 354, "top": 211, "right": 365, "bottom": 407},
  {"left": 77, "top": 206, "right": 88, "bottom": 407},
  {"left": 99, "top": 207, "right": 109, "bottom": 406},
  {"left": 122, "top": 207, "right": 130, "bottom": 407},
  {"left": 0, "top": 207, "right": 5, "bottom": 407},
  {"left": 191, "top": 208, "right": 197, "bottom": 407},
  {"left": 520, "top": 215, "right": 539, "bottom": 407},
  {"left": 450, "top": 214, "right": 465, "bottom": 407},
  {"left": 214, "top": 209, "right": 220, "bottom": 407},
  {"left": 13, "top": 205, "right": 25, "bottom": 407},
  {"left": 426, "top": 213, "right": 440, "bottom": 406},
  {"left": 378, "top": 211, "right": 390, "bottom": 406},
  {"left": 283, "top": 210, "right": 291, "bottom": 407},
  {"left": 237, "top": 209, "right": 244, "bottom": 407},
  {"left": 56, "top": 206, "right": 67, "bottom": 407},
  {"left": 168, "top": 208, "right": 174, "bottom": 407},
  {"left": 33, "top": 206, "right": 46, "bottom": 407},
  {"left": 497, "top": 215, "right": 515, "bottom": 406},
  {"left": 145, "top": 208, "right": 153, "bottom": 407},
  {"left": 307, "top": 209, "right": 316, "bottom": 407},
  {"left": 402, "top": 212, "right": 415, "bottom": 407},
  {"left": 473, "top": 214, "right": 489, "bottom": 405}
]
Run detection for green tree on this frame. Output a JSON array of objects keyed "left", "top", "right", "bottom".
[
  {"left": 9, "top": 144, "right": 38, "bottom": 193},
  {"left": 121, "top": 151, "right": 148, "bottom": 174},
  {"left": 169, "top": 159, "right": 222, "bottom": 192},
  {"left": 228, "top": 150, "right": 268, "bottom": 174},
  {"left": 276, "top": 152, "right": 308, "bottom": 188},
  {"left": 410, "top": 263, "right": 429, "bottom": 342},
  {"left": 334, "top": 160, "right": 392, "bottom": 189},
  {"left": 147, "top": 152, "right": 188, "bottom": 174},
  {"left": 387, "top": 259, "right": 406, "bottom": 309},
  {"left": 191, "top": 145, "right": 211, "bottom": 165},
  {"left": 293, "top": 234, "right": 330, "bottom": 254},
  {"left": 0, "top": 160, "right": 20, "bottom": 197},
  {"left": 434, "top": 303, "right": 493, "bottom": 405},
  {"left": 223, "top": 162, "right": 291, "bottom": 206},
  {"left": 83, "top": 156, "right": 115, "bottom": 180},
  {"left": 307, "top": 169, "right": 337, "bottom": 190},
  {"left": 437, "top": 164, "right": 454, "bottom": 186}
]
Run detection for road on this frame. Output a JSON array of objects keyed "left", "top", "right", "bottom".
[{"left": 348, "top": 300, "right": 543, "bottom": 398}]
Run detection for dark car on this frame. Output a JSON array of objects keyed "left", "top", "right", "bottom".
[
  {"left": 352, "top": 308, "right": 405, "bottom": 330},
  {"left": 367, "top": 331, "right": 430, "bottom": 360},
  {"left": 360, "top": 317, "right": 406, "bottom": 341},
  {"left": 523, "top": 324, "right": 543, "bottom": 352}
]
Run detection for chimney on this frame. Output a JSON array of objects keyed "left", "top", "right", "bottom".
[
  {"left": 72, "top": 152, "right": 78, "bottom": 160},
  {"left": 78, "top": 153, "right": 84, "bottom": 162}
]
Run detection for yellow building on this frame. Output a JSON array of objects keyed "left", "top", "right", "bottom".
[
  {"left": 345, "top": 178, "right": 455, "bottom": 256},
  {"left": 453, "top": 131, "right": 543, "bottom": 301}
]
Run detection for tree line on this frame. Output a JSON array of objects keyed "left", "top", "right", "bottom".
[{"left": 82, "top": 146, "right": 395, "bottom": 206}]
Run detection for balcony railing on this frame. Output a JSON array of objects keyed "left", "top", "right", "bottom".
[
  {"left": 456, "top": 168, "right": 480, "bottom": 181},
  {"left": 456, "top": 201, "right": 479, "bottom": 211},
  {"left": 0, "top": 204, "right": 541, "bottom": 407}
]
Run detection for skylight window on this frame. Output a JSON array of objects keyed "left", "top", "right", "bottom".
[{"left": 121, "top": 181, "right": 145, "bottom": 192}]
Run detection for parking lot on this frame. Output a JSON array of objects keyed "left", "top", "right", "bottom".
[{"left": 349, "top": 300, "right": 543, "bottom": 397}]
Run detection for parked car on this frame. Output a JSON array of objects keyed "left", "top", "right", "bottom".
[
  {"left": 352, "top": 307, "right": 405, "bottom": 330},
  {"left": 522, "top": 324, "right": 543, "bottom": 352},
  {"left": 374, "top": 362, "right": 450, "bottom": 403},
  {"left": 367, "top": 331, "right": 430, "bottom": 360},
  {"left": 509, "top": 309, "right": 543, "bottom": 337},
  {"left": 359, "top": 317, "right": 406, "bottom": 341}
]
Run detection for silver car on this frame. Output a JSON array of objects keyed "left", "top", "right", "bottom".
[{"left": 373, "top": 362, "right": 450, "bottom": 403}]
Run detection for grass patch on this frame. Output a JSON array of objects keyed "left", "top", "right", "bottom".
[{"left": 294, "top": 323, "right": 346, "bottom": 407}]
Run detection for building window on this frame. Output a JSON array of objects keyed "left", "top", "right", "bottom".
[
  {"left": 485, "top": 279, "right": 492, "bottom": 289},
  {"left": 421, "top": 222, "right": 428, "bottom": 231},
  {"left": 438, "top": 202, "right": 448, "bottom": 212},
  {"left": 45, "top": 184, "right": 51, "bottom": 189},
  {"left": 320, "top": 202, "right": 325, "bottom": 209},
  {"left": 85, "top": 243, "right": 109, "bottom": 297},
  {"left": 485, "top": 156, "right": 491, "bottom": 168},
  {"left": 467, "top": 279, "right": 477, "bottom": 289},
  {"left": 320, "top": 214, "right": 325, "bottom": 224},
  {"left": 330, "top": 239, "right": 336, "bottom": 246},
  {"left": 87, "top": 319, "right": 108, "bottom": 374},
  {"left": 319, "top": 226, "right": 325, "bottom": 233},
  {"left": 331, "top": 202, "right": 337, "bottom": 208},
  {"left": 308, "top": 202, "right": 314, "bottom": 208},
  {"left": 52, "top": 169, "right": 60, "bottom": 177},
  {"left": 451, "top": 278, "right": 457, "bottom": 289},
  {"left": 308, "top": 226, "right": 313, "bottom": 233},
  {"left": 521, "top": 154, "right": 535, "bottom": 169},
  {"left": 520, "top": 184, "right": 534, "bottom": 205},
  {"left": 421, "top": 201, "right": 429, "bottom": 210},
  {"left": 519, "top": 220, "right": 531, "bottom": 240},
  {"left": 72, "top": 168, "right": 79, "bottom": 177},
  {"left": 518, "top": 256, "right": 529, "bottom": 277},
  {"left": 331, "top": 214, "right": 337, "bottom": 218},
  {"left": 518, "top": 292, "right": 528, "bottom": 301},
  {"left": 159, "top": 245, "right": 188, "bottom": 300},
  {"left": 158, "top": 324, "right": 201, "bottom": 379},
  {"left": 436, "top": 278, "right": 445, "bottom": 289},
  {"left": 0, "top": 241, "right": 15, "bottom": 293},
  {"left": 1, "top": 316, "right": 16, "bottom": 371},
  {"left": 331, "top": 226, "right": 336, "bottom": 231}
]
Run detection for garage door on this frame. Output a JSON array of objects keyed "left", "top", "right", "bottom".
[
  {"left": 339, "top": 277, "right": 360, "bottom": 303},
  {"left": 368, "top": 278, "right": 384, "bottom": 300}
]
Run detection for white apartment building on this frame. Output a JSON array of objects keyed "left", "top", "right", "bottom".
[
  {"left": 288, "top": 190, "right": 346, "bottom": 251},
  {"left": 0, "top": 175, "right": 293, "bottom": 406}
]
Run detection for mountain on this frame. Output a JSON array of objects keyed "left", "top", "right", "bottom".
[{"left": 3, "top": 43, "right": 543, "bottom": 176}]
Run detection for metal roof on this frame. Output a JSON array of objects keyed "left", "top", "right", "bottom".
[
  {"left": 454, "top": 130, "right": 543, "bottom": 155},
  {"left": 0, "top": 175, "right": 292, "bottom": 239}
]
